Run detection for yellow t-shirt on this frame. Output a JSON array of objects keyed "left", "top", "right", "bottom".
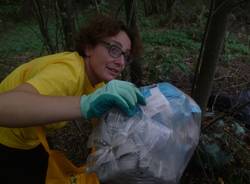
[{"left": 0, "top": 52, "right": 103, "bottom": 150}]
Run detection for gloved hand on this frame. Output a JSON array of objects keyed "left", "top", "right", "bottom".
[{"left": 80, "top": 80, "right": 146, "bottom": 119}]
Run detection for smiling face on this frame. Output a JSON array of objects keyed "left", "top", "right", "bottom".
[{"left": 84, "top": 31, "right": 131, "bottom": 85}]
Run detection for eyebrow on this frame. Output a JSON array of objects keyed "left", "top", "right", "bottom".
[
  {"left": 110, "top": 40, "right": 131, "bottom": 52},
  {"left": 111, "top": 40, "right": 122, "bottom": 47}
]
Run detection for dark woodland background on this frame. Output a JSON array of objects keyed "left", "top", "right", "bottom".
[{"left": 0, "top": 0, "right": 250, "bottom": 183}]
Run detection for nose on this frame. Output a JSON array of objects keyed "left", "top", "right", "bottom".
[{"left": 114, "top": 54, "right": 126, "bottom": 67}]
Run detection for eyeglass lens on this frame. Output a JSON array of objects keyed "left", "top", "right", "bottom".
[{"left": 101, "top": 41, "right": 132, "bottom": 64}]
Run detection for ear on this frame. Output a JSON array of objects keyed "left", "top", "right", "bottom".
[{"left": 84, "top": 45, "right": 94, "bottom": 57}]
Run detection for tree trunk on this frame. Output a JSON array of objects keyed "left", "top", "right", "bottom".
[
  {"left": 32, "top": 0, "right": 55, "bottom": 53},
  {"left": 93, "top": 0, "right": 100, "bottom": 13},
  {"left": 56, "top": 0, "right": 76, "bottom": 50},
  {"left": 124, "top": 0, "right": 143, "bottom": 86},
  {"left": 191, "top": 0, "right": 238, "bottom": 114}
]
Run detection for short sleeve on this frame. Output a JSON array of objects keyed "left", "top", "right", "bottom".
[{"left": 27, "top": 62, "right": 80, "bottom": 96}]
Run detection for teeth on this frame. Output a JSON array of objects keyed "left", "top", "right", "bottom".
[{"left": 107, "top": 66, "right": 118, "bottom": 74}]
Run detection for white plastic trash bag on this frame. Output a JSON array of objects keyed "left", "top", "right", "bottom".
[{"left": 86, "top": 83, "right": 201, "bottom": 184}]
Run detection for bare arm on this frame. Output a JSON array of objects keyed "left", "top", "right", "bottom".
[{"left": 0, "top": 83, "right": 82, "bottom": 128}]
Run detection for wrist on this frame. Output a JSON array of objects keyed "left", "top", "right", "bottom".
[{"left": 80, "top": 95, "right": 89, "bottom": 119}]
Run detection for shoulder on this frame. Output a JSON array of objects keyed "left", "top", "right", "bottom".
[
  {"left": 34, "top": 51, "right": 84, "bottom": 75},
  {"left": 31, "top": 51, "right": 83, "bottom": 64}
]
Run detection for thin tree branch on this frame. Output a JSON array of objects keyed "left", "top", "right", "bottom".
[
  {"left": 202, "top": 100, "right": 250, "bottom": 130},
  {"left": 115, "top": 1, "right": 125, "bottom": 18},
  {"left": 191, "top": 0, "right": 215, "bottom": 96}
]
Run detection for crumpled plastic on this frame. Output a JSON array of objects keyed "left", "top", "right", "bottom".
[{"left": 86, "top": 83, "right": 201, "bottom": 184}]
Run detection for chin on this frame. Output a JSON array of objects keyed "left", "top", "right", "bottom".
[
  {"left": 103, "top": 74, "right": 118, "bottom": 82},
  {"left": 98, "top": 70, "right": 120, "bottom": 82}
]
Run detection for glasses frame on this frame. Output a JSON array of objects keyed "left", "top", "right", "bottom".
[{"left": 99, "top": 41, "right": 132, "bottom": 65}]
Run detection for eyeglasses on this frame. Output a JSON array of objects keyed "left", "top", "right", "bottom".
[{"left": 100, "top": 41, "right": 132, "bottom": 65}]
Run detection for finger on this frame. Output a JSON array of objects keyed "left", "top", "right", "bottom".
[
  {"left": 118, "top": 85, "right": 137, "bottom": 106},
  {"left": 88, "top": 94, "right": 127, "bottom": 117},
  {"left": 120, "top": 81, "right": 146, "bottom": 105},
  {"left": 111, "top": 95, "right": 132, "bottom": 115},
  {"left": 110, "top": 81, "right": 137, "bottom": 107},
  {"left": 126, "top": 106, "right": 138, "bottom": 117},
  {"left": 134, "top": 88, "right": 146, "bottom": 105},
  {"left": 97, "top": 94, "right": 131, "bottom": 115}
]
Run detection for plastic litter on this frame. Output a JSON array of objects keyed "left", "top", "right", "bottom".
[{"left": 86, "top": 83, "right": 201, "bottom": 184}]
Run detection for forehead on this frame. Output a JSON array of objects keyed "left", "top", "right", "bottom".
[{"left": 105, "top": 31, "right": 131, "bottom": 50}]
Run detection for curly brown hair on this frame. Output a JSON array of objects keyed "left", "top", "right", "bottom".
[{"left": 75, "top": 14, "right": 143, "bottom": 60}]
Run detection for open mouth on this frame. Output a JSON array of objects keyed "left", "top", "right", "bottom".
[{"left": 107, "top": 66, "right": 119, "bottom": 76}]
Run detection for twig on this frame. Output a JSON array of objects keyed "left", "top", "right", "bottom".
[
  {"left": 223, "top": 82, "right": 249, "bottom": 90},
  {"left": 202, "top": 100, "right": 250, "bottom": 131},
  {"left": 211, "top": 92, "right": 221, "bottom": 112},
  {"left": 74, "top": 120, "right": 84, "bottom": 136},
  {"left": 214, "top": 75, "right": 234, "bottom": 81},
  {"left": 195, "top": 147, "right": 214, "bottom": 184},
  {"left": 214, "top": 65, "right": 241, "bottom": 81},
  {"left": 115, "top": 1, "right": 125, "bottom": 18},
  {"left": 93, "top": 0, "right": 100, "bottom": 13},
  {"left": 0, "top": 60, "right": 18, "bottom": 67},
  {"left": 224, "top": 128, "right": 250, "bottom": 153}
]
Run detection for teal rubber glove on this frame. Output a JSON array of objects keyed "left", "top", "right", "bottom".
[{"left": 80, "top": 80, "right": 146, "bottom": 119}]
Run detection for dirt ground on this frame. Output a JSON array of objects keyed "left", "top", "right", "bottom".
[{"left": 46, "top": 119, "right": 93, "bottom": 166}]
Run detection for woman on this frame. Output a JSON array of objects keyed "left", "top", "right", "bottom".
[{"left": 0, "top": 14, "right": 145, "bottom": 183}]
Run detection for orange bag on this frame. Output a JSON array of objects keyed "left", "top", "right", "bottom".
[{"left": 36, "top": 127, "right": 99, "bottom": 184}]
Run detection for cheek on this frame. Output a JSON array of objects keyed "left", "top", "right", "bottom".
[
  {"left": 91, "top": 52, "right": 106, "bottom": 67},
  {"left": 91, "top": 60, "right": 105, "bottom": 73},
  {"left": 90, "top": 58, "right": 108, "bottom": 77}
]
